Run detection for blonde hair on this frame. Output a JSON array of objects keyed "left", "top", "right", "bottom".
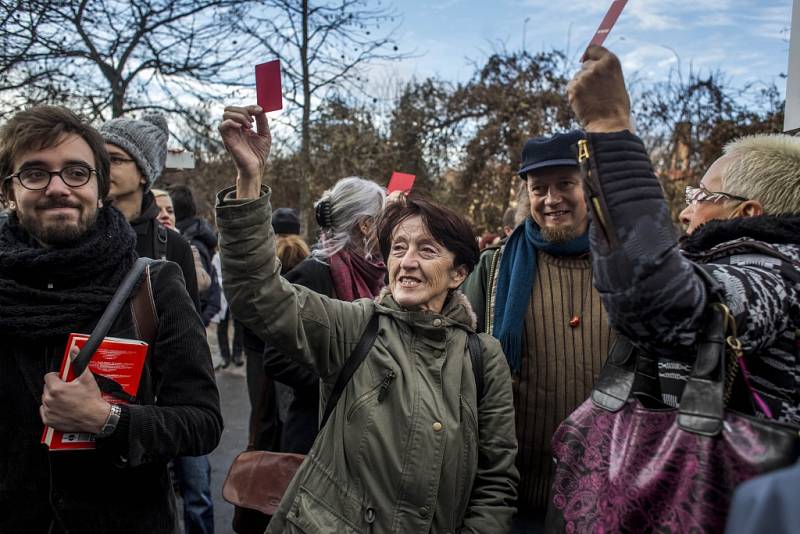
[
  {"left": 722, "top": 134, "right": 800, "bottom": 215},
  {"left": 151, "top": 188, "right": 171, "bottom": 199},
  {"left": 276, "top": 234, "right": 310, "bottom": 274}
]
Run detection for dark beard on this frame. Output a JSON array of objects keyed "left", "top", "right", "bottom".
[
  {"left": 541, "top": 223, "right": 581, "bottom": 243},
  {"left": 17, "top": 204, "right": 98, "bottom": 247}
]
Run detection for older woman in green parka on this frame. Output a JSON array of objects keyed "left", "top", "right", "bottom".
[{"left": 216, "top": 104, "right": 518, "bottom": 534}]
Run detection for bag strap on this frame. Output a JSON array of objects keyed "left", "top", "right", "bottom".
[
  {"left": 71, "top": 257, "right": 155, "bottom": 376},
  {"left": 467, "top": 333, "right": 484, "bottom": 402},
  {"left": 319, "top": 313, "right": 380, "bottom": 429},
  {"left": 131, "top": 262, "right": 158, "bottom": 347},
  {"left": 154, "top": 222, "right": 169, "bottom": 260}
]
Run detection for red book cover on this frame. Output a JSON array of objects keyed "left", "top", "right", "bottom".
[{"left": 42, "top": 333, "right": 148, "bottom": 451}]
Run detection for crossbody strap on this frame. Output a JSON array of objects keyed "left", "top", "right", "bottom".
[
  {"left": 467, "top": 333, "right": 484, "bottom": 402},
  {"left": 71, "top": 257, "right": 155, "bottom": 376},
  {"left": 319, "top": 313, "right": 380, "bottom": 430}
]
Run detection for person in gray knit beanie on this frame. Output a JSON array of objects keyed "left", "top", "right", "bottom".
[{"left": 100, "top": 114, "right": 168, "bottom": 192}]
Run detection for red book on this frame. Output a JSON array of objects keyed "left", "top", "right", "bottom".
[{"left": 42, "top": 333, "right": 148, "bottom": 451}]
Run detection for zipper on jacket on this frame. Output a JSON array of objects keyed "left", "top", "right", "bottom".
[
  {"left": 577, "top": 138, "right": 619, "bottom": 249},
  {"left": 377, "top": 370, "right": 396, "bottom": 403},
  {"left": 364, "top": 506, "right": 376, "bottom": 533},
  {"left": 486, "top": 248, "right": 502, "bottom": 335}
]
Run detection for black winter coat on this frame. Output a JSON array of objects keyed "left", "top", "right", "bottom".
[
  {"left": 131, "top": 192, "right": 200, "bottom": 310},
  {"left": 584, "top": 131, "right": 800, "bottom": 424},
  {"left": 263, "top": 257, "right": 335, "bottom": 453},
  {"left": 177, "top": 216, "right": 221, "bottom": 325},
  {"left": 0, "top": 261, "right": 223, "bottom": 534}
]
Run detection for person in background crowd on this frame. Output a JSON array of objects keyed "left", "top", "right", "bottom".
[
  {"left": 479, "top": 232, "right": 500, "bottom": 250},
  {"left": 99, "top": 116, "right": 217, "bottom": 534},
  {"left": 171, "top": 184, "right": 222, "bottom": 327},
  {"left": 261, "top": 180, "right": 386, "bottom": 458},
  {"left": 216, "top": 104, "right": 518, "bottom": 533},
  {"left": 100, "top": 115, "right": 199, "bottom": 309},
  {"left": 502, "top": 206, "right": 517, "bottom": 238},
  {"left": 567, "top": 46, "right": 800, "bottom": 424},
  {"left": 0, "top": 105, "right": 221, "bottom": 534},
  {"left": 228, "top": 207, "right": 311, "bottom": 534},
  {"left": 152, "top": 187, "right": 177, "bottom": 230},
  {"left": 153, "top": 187, "right": 211, "bottom": 294},
  {"left": 462, "top": 130, "right": 614, "bottom": 532}
]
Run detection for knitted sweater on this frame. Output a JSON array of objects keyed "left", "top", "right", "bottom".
[
  {"left": 515, "top": 251, "right": 612, "bottom": 510},
  {"left": 463, "top": 248, "right": 613, "bottom": 511}
]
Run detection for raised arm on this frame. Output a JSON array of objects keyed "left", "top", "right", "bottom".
[
  {"left": 567, "top": 46, "right": 800, "bottom": 357},
  {"left": 215, "top": 106, "right": 372, "bottom": 379}
]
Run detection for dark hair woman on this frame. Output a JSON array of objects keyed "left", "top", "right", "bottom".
[{"left": 216, "top": 104, "right": 519, "bottom": 533}]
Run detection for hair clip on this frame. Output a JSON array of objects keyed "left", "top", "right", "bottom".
[{"left": 315, "top": 200, "right": 334, "bottom": 228}]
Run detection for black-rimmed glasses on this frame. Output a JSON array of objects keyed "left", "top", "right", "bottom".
[{"left": 4, "top": 164, "right": 96, "bottom": 191}]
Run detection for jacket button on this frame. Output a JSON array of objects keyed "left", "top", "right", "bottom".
[
  {"left": 432, "top": 318, "right": 443, "bottom": 327},
  {"left": 432, "top": 421, "right": 443, "bottom": 432},
  {"left": 419, "top": 506, "right": 429, "bottom": 518}
]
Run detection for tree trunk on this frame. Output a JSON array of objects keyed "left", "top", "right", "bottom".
[{"left": 299, "top": 0, "right": 312, "bottom": 238}]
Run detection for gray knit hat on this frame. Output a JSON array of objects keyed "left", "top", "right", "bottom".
[{"left": 99, "top": 114, "right": 169, "bottom": 192}]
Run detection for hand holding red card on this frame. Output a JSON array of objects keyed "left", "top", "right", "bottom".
[
  {"left": 388, "top": 172, "right": 416, "bottom": 194},
  {"left": 587, "top": 0, "right": 628, "bottom": 54},
  {"left": 255, "top": 60, "right": 283, "bottom": 112}
]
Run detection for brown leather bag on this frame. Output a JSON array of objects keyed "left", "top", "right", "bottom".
[
  {"left": 223, "top": 450, "right": 305, "bottom": 516},
  {"left": 221, "top": 314, "right": 381, "bottom": 532}
]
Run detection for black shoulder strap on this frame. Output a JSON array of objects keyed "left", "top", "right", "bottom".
[
  {"left": 154, "top": 222, "right": 169, "bottom": 260},
  {"left": 71, "top": 257, "right": 155, "bottom": 376},
  {"left": 467, "top": 333, "right": 484, "bottom": 402},
  {"left": 319, "top": 313, "right": 380, "bottom": 429}
]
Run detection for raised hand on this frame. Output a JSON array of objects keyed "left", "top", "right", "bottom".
[
  {"left": 567, "top": 45, "right": 632, "bottom": 133},
  {"left": 219, "top": 105, "right": 271, "bottom": 198}
]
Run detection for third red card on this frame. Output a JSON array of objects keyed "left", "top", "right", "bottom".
[
  {"left": 387, "top": 172, "right": 416, "bottom": 194},
  {"left": 588, "top": 0, "right": 628, "bottom": 49}
]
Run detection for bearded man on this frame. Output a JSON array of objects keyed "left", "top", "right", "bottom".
[{"left": 463, "top": 131, "right": 614, "bottom": 532}]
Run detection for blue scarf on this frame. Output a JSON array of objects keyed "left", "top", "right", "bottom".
[{"left": 493, "top": 218, "right": 590, "bottom": 373}]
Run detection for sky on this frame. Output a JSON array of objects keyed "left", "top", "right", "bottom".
[{"left": 379, "top": 0, "right": 792, "bottom": 96}]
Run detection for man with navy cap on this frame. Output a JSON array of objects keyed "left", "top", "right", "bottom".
[{"left": 463, "top": 131, "right": 614, "bottom": 532}]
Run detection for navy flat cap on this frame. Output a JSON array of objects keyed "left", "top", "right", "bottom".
[{"left": 517, "top": 130, "right": 586, "bottom": 178}]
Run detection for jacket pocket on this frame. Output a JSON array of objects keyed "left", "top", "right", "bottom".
[
  {"left": 287, "top": 486, "right": 364, "bottom": 534},
  {"left": 346, "top": 370, "right": 396, "bottom": 423}
]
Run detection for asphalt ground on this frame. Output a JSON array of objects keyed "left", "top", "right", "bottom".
[{"left": 206, "top": 319, "right": 251, "bottom": 534}]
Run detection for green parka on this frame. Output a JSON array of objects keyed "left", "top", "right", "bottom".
[{"left": 216, "top": 186, "right": 518, "bottom": 534}]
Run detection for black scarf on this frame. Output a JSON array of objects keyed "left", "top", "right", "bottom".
[
  {"left": 680, "top": 214, "right": 800, "bottom": 257},
  {"left": 0, "top": 206, "right": 137, "bottom": 339}
]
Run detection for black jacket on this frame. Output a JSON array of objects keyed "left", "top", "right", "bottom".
[
  {"left": 263, "top": 257, "right": 335, "bottom": 453},
  {"left": 584, "top": 131, "right": 800, "bottom": 424},
  {"left": 0, "top": 261, "right": 223, "bottom": 534},
  {"left": 131, "top": 192, "right": 200, "bottom": 310},
  {"left": 176, "top": 217, "right": 221, "bottom": 325}
]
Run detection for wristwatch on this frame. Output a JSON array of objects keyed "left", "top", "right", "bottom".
[{"left": 97, "top": 404, "right": 122, "bottom": 438}]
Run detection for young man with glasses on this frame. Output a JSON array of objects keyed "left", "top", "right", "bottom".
[
  {"left": 100, "top": 115, "right": 200, "bottom": 309},
  {"left": 100, "top": 115, "right": 216, "bottom": 534},
  {"left": 0, "top": 106, "right": 222, "bottom": 533}
]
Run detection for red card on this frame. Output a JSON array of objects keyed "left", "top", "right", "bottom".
[
  {"left": 588, "top": 0, "right": 628, "bottom": 49},
  {"left": 255, "top": 60, "right": 282, "bottom": 112},
  {"left": 388, "top": 172, "right": 416, "bottom": 194}
]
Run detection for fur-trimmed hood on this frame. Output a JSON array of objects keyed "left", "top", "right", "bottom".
[
  {"left": 377, "top": 286, "right": 479, "bottom": 332},
  {"left": 680, "top": 214, "right": 800, "bottom": 257}
]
